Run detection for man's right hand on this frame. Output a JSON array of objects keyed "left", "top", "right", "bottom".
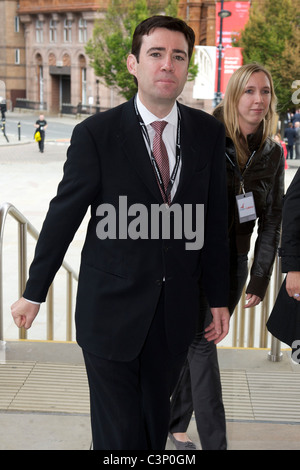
[{"left": 11, "top": 297, "right": 40, "bottom": 329}]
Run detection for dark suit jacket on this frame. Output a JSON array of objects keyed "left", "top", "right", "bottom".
[
  {"left": 267, "top": 168, "right": 300, "bottom": 346},
  {"left": 23, "top": 98, "right": 229, "bottom": 361}
]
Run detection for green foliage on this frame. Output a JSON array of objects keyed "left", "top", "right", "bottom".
[
  {"left": 85, "top": 0, "right": 197, "bottom": 100},
  {"left": 233, "top": 0, "right": 300, "bottom": 113}
]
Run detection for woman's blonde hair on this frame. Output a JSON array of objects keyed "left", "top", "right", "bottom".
[{"left": 214, "top": 63, "right": 277, "bottom": 165}]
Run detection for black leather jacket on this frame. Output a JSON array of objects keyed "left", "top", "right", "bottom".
[{"left": 225, "top": 126, "right": 285, "bottom": 299}]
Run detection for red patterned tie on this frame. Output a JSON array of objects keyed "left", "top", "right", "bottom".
[{"left": 151, "top": 121, "right": 171, "bottom": 205}]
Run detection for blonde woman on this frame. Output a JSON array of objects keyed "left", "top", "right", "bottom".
[{"left": 169, "top": 63, "right": 285, "bottom": 450}]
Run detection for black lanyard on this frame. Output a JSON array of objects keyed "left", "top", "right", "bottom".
[
  {"left": 225, "top": 150, "right": 256, "bottom": 195},
  {"left": 134, "top": 96, "right": 181, "bottom": 203}
]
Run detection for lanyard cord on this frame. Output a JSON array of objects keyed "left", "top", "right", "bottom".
[
  {"left": 225, "top": 150, "right": 256, "bottom": 195},
  {"left": 133, "top": 96, "right": 181, "bottom": 201}
]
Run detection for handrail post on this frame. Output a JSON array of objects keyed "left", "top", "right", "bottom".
[
  {"left": 47, "top": 284, "right": 54, "bottom": 340},
  {"left": 66, "top": 271, "right": 73, "bottom": 341},
  {"left": 18, "top": 221, "right": 27, "bottom": 340},
  {"left": 268, "top": 255, "right": 283, "bottom": 362},
  {"left": 268, "top": 335, "right": 283, "bottom": 362}
]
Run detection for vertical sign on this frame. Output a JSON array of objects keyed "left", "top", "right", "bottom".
[{"left": 215, "top": 1, "right": 250, "bottom": 95}]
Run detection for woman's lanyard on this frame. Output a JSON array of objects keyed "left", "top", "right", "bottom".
[
  {"left": 225, "top": 150, "right": 257, "bottom": 223},
  {"left": 225, "top": 150, "right": 256, "bottom": 195},
  {"left": 134, "top": 96, "right": 181, "bottom": 203}
]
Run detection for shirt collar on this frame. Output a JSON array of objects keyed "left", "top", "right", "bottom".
[{"left": 136, "top": 93, "right": 178, "bottom": 128}]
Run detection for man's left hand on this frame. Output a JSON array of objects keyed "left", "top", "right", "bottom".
[{"left": 204, "top": 307, "right": 230, "bottom": 344}]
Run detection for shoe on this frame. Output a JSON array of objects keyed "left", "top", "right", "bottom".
[{"left": 168, "top": 433, "right": 197, "bottom": 450}]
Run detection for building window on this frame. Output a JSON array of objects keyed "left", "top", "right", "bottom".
[
  {"left": 15, "top": 16, "right": 20, "bottom": 33},
  {"left": 79, "top": 18, "right": 87, "bottom": 43},
  {"left": 64, "top": 18, "right": 72, "bottom": 42},
  {"left": 15, "top": 49, "right": 20, "bottom": 64},
  {"left": 36, "top": 20, "right": 43, "bottom": 43},
  {"left": 49, "top": 19, "right": 57, "bottom": 43}
]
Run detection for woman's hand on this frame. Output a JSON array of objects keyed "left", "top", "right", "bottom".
[{"left": 244, "top": 293, "right": 261, "bottom": 308}]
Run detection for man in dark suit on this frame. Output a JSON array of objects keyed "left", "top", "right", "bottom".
[
  {"left": 11, "top": 16, "right": 230, "bottom": 450},
  {"left": 285, "top": 122, "right": 296, "bottom": 159}
]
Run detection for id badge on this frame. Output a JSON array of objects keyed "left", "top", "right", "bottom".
[{"left": 236, "top": 192, "right": 256, "bottom": 223}]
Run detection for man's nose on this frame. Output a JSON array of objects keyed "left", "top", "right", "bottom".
[{"left": 161, "top": 55, "right": 174, "bottom": 71}]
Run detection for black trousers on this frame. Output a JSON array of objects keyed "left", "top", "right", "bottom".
[
  {"left": 38, "top": 130, "right": 45, "bottom": 152},
  {"left": 169, "top": 254, "right": 248, "bottom": 450},
  {"left": 83, "top": 287, "right": 187, "bottom": 450}
]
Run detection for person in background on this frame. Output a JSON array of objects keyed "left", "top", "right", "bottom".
[
  {"left": 11, "top": 16, "right": 230, "bottom": 451},
  {"left": 284, "top": 122, "right": 296, "bottom": 160},
  {"left": 274, "top": 133, "right": 288, "bottom": 168},
  {"left": 169, "top": 63, "right": 285, "bottom": 451},
  {"left": 34, "top": 114, "right": 48, "bottom": 153},
  {"left": 294, "top": 122, "right": 300, "bottom": 160},
  {"left": 0, "top": 100, "right": 6, "bottom": 120},
  {"left": 292, "top": 109, "right": 300, "bottom": 125}
]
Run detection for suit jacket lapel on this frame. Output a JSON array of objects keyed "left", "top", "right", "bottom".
[
  {"left": 172, "top": 103, "right": 199, "bottom": 204},
  {"left": 118, "top": 99, "right": 163, "bottom": 203}
]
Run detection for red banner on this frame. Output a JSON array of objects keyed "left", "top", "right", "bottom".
[
  {"left": 215, "top": 1, "right": 250, "bottom": 95},
  {"left": 223, "top": 47, "right": 243, "bottom": 92}
]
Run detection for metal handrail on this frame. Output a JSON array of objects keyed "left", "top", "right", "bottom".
[
  {"left": 231, "top": 252, "right": 283, "bottom": 361},
  {"left": 0, "top": 201, "right": 283, "bottom": 361},
  {"left": 0, "top": 202, "right": 78, "bottom": 342}
]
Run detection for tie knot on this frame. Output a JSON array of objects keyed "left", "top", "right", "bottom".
[{"left": 151, "top": 120, "right": 167, "bottom": 136}]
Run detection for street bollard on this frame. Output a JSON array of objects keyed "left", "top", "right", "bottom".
[
  {"left": 1, "top": 120, "right": 9, "bottom": 143},
  {"left": 18, "top": 122, "right": 21, "bottom": 141}
]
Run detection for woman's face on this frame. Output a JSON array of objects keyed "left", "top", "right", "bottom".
[{"left": 237, "top": 71, "right": 271, "bottom": 135}]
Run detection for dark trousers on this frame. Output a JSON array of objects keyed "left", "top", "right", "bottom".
[
  {"left": 287, "top": 144, "right": 294, "bottom": 159},
  {"left": 83, "top": 287, "right": 187, "bottom": 450},
  {"left": 38, "top": 130, "right": 45, "bottom": 152},
  {"left": 169, "top": 254, "right": 248, "bottom": 450}
]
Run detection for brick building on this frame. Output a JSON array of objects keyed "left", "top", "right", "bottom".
[
  {"left": 17, "top": 0, "right": 114, "bottom": 113},
  {"left": 1, "top": 0, "right": 240, "bottom": 114},
  {"left": 178, "top": 0, "right": 216, "bottom": 46},
  {"left": 0, "top": 0, "right": 26, "bottom": 109}
]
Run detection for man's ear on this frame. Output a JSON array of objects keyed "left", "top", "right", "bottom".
[{"left": 127, "top": 54, "right": 137, "bottom": 77}]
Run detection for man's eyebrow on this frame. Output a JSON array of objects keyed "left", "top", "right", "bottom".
[{"left": 146, "top": 47, "right": 187, "bottom": 56}]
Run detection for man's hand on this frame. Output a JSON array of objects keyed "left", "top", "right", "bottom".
[
  {"left": 286, "top": 271, "right": 300, "bottom": 301},
  {"left": 11, "top": 297, "right": 40, "bottom": 329},
  {"left": 204, "top": 307, "right": 230, "bottom": 344}
]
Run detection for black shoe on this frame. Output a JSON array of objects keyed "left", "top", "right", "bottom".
[{"left": 168, "top": 433, "right": 197, "bottom": 450}]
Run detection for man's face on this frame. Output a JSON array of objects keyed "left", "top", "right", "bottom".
[{"left": 127, "top": 27, "right": 189, "bottom": 115}]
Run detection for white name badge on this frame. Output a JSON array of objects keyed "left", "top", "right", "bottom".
[{"left": 236, "top": 192, "right": 256, "bottom": 223}]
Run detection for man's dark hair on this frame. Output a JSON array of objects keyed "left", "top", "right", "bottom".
[{"left": 131, "top": 15, "right": 195, "bottom": 63}]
